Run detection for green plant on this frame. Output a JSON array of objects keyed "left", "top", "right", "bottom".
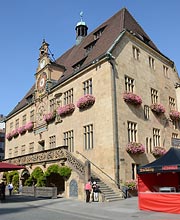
[
  {"left": 45, "top": 164, "right": 72, "bottom": 178},
  {"left": 59, "top": 166, "right": 72, "bottom": 178}
]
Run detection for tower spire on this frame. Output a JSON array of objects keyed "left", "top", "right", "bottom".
[{"left": 75, "top": 11, "right": 88, "bottom": 45}]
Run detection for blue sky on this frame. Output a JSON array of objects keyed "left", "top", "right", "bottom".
[{"left": 0, "top": 0, "right": 180, "bottom": 116}]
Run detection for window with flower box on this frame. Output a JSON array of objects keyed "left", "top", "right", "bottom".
[
  {"left": 49, "top": 135, "right": 56, "bottom": 149},
  {"left": 151, "top": 88, "right": 158, "bottom": 104},
  {"left": 84, "top": 124, "right": 93, "bottom": 150},
  {"left": 127, "top": 121, "right": 137, "bottom": 142},
  {"left": 64, "top": 130, "right": 74, "bottom": 152},
  {"left": 29, "top": 142, "right": 34, "bottom": 153},
  {"left": 153, "top": 128, "right": 160, "bottom": 147},
  {"left": 169, "top": 97, "right": 175, "bottom": 110},
  {"left": 64, "top": 89, "right": 73, "bottom": 105},
  {"left": 132, "top": 46, "right": 140, "bottom": 60},
  {"left": 125, "top": 76, "right": 134, "bottom": 92},
  {"left": 83, "top": 79, "right": 92, "bottom": 95}
]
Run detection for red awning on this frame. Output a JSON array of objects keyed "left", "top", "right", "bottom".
[{"left": 0, "top": 162, "right": 25, "bottom": 172}]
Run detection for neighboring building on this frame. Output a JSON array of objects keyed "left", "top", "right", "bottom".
[
  {"left": 0, "top": 114, "right": 5, "bottom": 161},
  {"left": 4, "top": 8, "right": 180, "bottom": 200}
]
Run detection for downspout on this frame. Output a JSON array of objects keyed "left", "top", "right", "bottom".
[
  {"left": 105, "top": 31, "right": 125, "bottom": 188},
  {"left": 108, "top": 55, "right": 120, "bottom": 188}
]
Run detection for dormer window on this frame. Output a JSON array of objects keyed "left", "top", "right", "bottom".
[
  {"left": 93, "top": 26, "right": 106, "bottom": 40},
  {"left": 84, "top": 40, "right": 98, "bottom": 54},
  {"left": 72, "top": 57, "right": 87, "bottom": 72}
]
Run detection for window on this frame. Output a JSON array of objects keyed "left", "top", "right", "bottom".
[
  {"left": 125, "top": 76, "right": 134, "bottom": 92},
  {"left": 10, "top": 122, "right": 13, "bottom": 131},
  {"left": 14, "top": 146, "right": 18, "bottom": 157},
  {"left": 127, "top": 121, "right": 137, "bottom": 142},
  {"left": 64, "top": 130, "right": 74, "bottom": 152},
  {"left": 84, "top": 124, "right": 93, "bottom": 150},
  {"left": 146, "top": 137, "right": 152, "bottom": 153},
  {"left": 29, "top": 142, "right": 34, "bottom": 153},
  {"left": 21, "top": 145, "right": 26, "bottom": 155},
  {"left": 149, "top": 56, "right": 155, "bottom": 70},
  {"left": 64, "top": 89, "right": 73, "bottom": 105},
  {"left": 93, "top": 26, "right": 105, "bottom": 40},
  {"left": 22, "top": 114, "right": 26, "bottom": 126},
  {"left": 83, "top": 79, "right": 92, "bottom": 95},
  {"left": 15, "top": 119, "right": 19, "bottom": 129},
  {"left": 30, "top": 110, "right": 35, "bottom": 122},
  {"left": 153, "top": 128, "right": 160, "bottom": 147},
  {"left": 169, "top": 97, "right": 175, "bottom": 110},
  {"left": 172, "top": 133, "right": 178, "bottom": 139},
  {"left": 163, "top": 65, "right": 169, "bottom": 78},
  {"left": 151, "top": 88, "right": 158, "bottom": 104},
  {"left": 144, "top": 105, "right": 150, "bottom": 120},
  {"left": 172, "top": 120, "right": 179, "bottom": 130},
  {"left": 132, "top": 46, "right": 140, "bottom": 60},
  {"left": 49, "top": 135, "right": 56, "bottom": 148},
  {"left": 50, "top": 98, "right": 56, "bottom": 112}
]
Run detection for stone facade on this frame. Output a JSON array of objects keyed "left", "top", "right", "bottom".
[{"left": 4, "top": 8, "right": 180, "bottom": 200}]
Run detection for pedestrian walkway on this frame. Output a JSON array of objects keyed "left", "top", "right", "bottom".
[{"left": 1, "top": 194, "right": 180, "bottom": 220}]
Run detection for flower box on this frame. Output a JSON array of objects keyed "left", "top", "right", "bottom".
[
  {"left": 57, "top": 103, "right": 75, "bottom": 117},
  {"left": 150, "top": 103, "right": 165, "bottom": 114},
  {"left": 6, "top": 133, "right": 12, "bottom": 141},
  {"left": 77, "top": 94, "right": 95, "bottom": 109},
  {"left": 44, "top": 111, "right": 56, "bottom": 122},
  {"left": 123, "top": 92, "right": 142, "bottom": 105},
  {"left": 18, "top": 126, "right": 26, "bottom": 135},
  {"left": 126, "top": 142, "right": 145, "bottom": 154},
  {"left": 169, "top": 110, "right": 180, "bottom": 120},
  {"left": 11, "top": 129, "right": 19, "bottom": 138},
  {"left": 25, "top": 121, "right": 34, "bottom": 131},
  {"left": 152, "top": 146, "right": 167, "bottom": 157}
]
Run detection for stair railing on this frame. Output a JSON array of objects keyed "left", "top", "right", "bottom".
[{"left": 76, "top": 151, "right": 121, "bottom": 189}]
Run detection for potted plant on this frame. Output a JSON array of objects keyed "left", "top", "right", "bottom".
[
  {"left": 124, "top": 179, "right": 138, "bottom": 196},
  {"left": 169, "top": 110, "right": 180, "bottom": 121},
  {"left": 123, "top": 92, "right": 142, "bottom": 105},
  {"left": 152, "top": 146, "right": 167, "bottom": 157},
  {"left": 150, "top": 103, "right": 165, "bottom": 114},
  {"left": 57, "top": 103, "right": 75, "bottom": 117},
  {"left": 77, "top": 94, "right": 95, "bottom": 110},
  {"left": 126, "top": 142, "right": 145, "bottom": 154}
]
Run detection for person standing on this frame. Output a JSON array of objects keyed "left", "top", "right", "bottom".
[
  {"left": 92, "top": 181, "right": 100, "bottom": 202},
  {"left": 8, "top": 183, "right": 13, "bottom": 196},
  {"left": 0, "top": 181, "right": 6, "bottom": 200},
  {"left": 85, "top": 179, "right": 92, "bottom": 203}
]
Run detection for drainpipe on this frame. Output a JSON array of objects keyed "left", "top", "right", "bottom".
[{"left": 107, "top": 54, "right": 120, "bottom": 188}]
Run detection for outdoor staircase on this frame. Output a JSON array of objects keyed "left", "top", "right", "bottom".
[{"left": 91, "top": 174, "right": 124, "bottom": 202}]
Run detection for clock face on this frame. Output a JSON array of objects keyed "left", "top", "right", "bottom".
[
  {"left": 37, "top": 72, "right": 47, "bottom": 93},
  {"left": 40, "top": 59, "right": 46, "bottom": 69}
]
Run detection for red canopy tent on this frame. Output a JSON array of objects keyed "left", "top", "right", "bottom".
[
  {"left": 0, "top": 162, "right": 25, "bottom": 172},
  {"left": 137, "top": 147, "right": 180, "bottom": 214}
]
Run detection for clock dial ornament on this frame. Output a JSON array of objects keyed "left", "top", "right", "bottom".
[{"left": 37, "top": 72, "right": 47, "bottom": 93}]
